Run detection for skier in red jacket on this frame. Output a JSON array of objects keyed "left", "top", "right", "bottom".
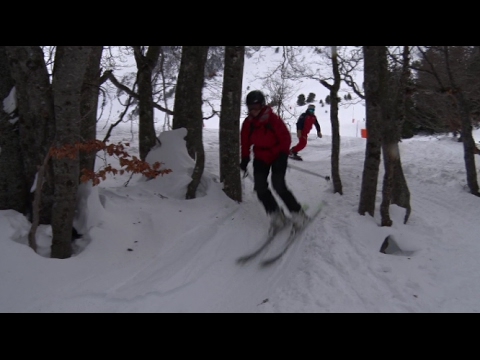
[
  {"left": 239, "top": 90, "right": 308, "bottom": 235},
  {"left": 290, "top": 104, "right": 322, "bottom": 160}
]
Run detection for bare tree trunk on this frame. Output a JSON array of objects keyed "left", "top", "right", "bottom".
[
  {"left": 186, "top": 149, "right": 206, "bottom": 199},
  {"left": 379, "top": 142, "right": 396, "bottom": 226},
  {"left": 359, "top": 46, "right": 386, "bottom": 217},
  {"left": 172, "top": 46, "right": 209, "bottom": 199},
  {"left": 5, "top": 46, "right": 55, "bottom": 224},
  {"left": 391, "top": 157, "right": 411, "bottom": 224},
  {"left": 380, "top": 48, "right": 400, "bottom": 227},
  {"left": 79, "top": 46, "right": 103, "bottom": 175},
  {"left": 133, "top": 46, "right": 162, "bottom": 161},
  {"left": 390, "top": 46, "right": 412, "bottom": 224},
  {"left": 51, "top": 46, "right": 93, "bottom": 259},
  {"left": 219, "top": 46, "right": 244, "bottom": 202},
  {"left": 0, "top": 47, "right": 28, "bottom": 213},
  {"left": 380, "top": 47, "right": 413, "bottom": 226},
  {"left": 172, "top": 46, "right": 209, "bottom": 156},
  {"left": 159, "top": 47, "right": 171, "bottom": 134},
  {"left": 456, "top": 89, "right": 480, "bottom": 195},
  {"left": 320, "top": 46, "right": 343, "bottom": 195},
  {"left": 28, "top": 149, "right": 52, "bottom": 253},
  {"left": 442, "top": 46, "right": 479, "bottom": 196}
]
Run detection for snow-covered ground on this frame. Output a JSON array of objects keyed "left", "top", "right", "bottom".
[{"left": 1, "top": 121, "right": 479, "bottom": 313}]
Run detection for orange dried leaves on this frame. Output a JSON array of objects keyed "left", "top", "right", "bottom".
[{"left": 50, "top": 140, "right": 171, "bottom": 186}]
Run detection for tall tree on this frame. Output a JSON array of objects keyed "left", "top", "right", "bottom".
[
  {"left": 359, "top": 46, "right": 386, "bottom": 217},
  {"left": 380, "top": 46, "right": 412, "bottom": 226},
  {"left": 133, "top": 46, "right": 162, "bottom": 161},
  {"left": 320, "top": 46, "right": 343, "bottom": 195},
  {"left": 172, "top": 46, "right": 209, "bottom": 199},
  {"left": 219, "top": 46, "right": 245, "bottom": 202},
  {"left": 5, "top": 46, "right": 56, "bottom": 224},
  {"left": 50, "top": 46, "right": 94, "bottom": 259},
  {"left": 410, "top": 46, "right": 480, "bottom": 136},
  {"left": 0, "top": 47, "right": 27, "bottom": 213},
  {"left": 413, "top": 46, "right": 479, "bottom": 196},
  {"left": 443, "top": 47, "right": 479, "bottom": 196},
  {"left": 79, "top": 46, "right": 103, "bottom": 175}
]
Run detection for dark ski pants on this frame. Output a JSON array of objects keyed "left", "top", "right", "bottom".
[{"left": 253, "top": 155, "right": 301, "bottom": 215}]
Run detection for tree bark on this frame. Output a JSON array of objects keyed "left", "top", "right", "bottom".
[
  {"left": 133, "top": 46, "right": 161, "bottom": 161},
  {"left": 219, "top": 46, "right": 244, "bottom": 202},
  {"left": 79, "top": 46, "right": 103, "bottom": 175},
  {"left": 391, "top": 157, "right": 411, "bottom": 224},
  {"left": 0, "top": 47, "right": 28, "bottom": 213},
  {"left": 172, "top": 46, "right": 209, "bottom": 156},
  {"left": 456, "top": 89, "right": 480, "bottom": 195},
  {"left": 359, "top": 46, "right": 385, "bottom": 217},
  {"left": 5, "top": 46, "right": 55, "bottom": 224},
  {"left": 50, "top": 46, "right": 93, "bottom": 259},
  {"left": 172, "top": 46, "right": 209, "bottom": 199},
  {"left": 390, "top": 46, "right": 412, "bottom": 224},
  {"left": 380, "top": 49, "right": 400, "bottom": 227},
  {"left": 320, "top": 46, "right": 343, "bottom": 195},
  {"left": 379, "top": 142, "right": 396, "bottom": 227}
]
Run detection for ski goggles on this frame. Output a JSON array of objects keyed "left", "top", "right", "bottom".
[{"left": 247, "top": 103, "right": 263, "bottom": 112}]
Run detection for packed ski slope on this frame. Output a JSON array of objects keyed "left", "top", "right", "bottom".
[{"left": 2, "top": 122, "right": 480, "bottom": 312}]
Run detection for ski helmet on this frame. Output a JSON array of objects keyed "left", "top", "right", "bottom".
[
  {"left": 246, "top": 90, "right": 266, "bottom": 107},
  {"left": 307, "top": 104, "right": 315, "bottom": 109}
]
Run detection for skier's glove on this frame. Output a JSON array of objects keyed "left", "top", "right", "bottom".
[
  {"left": 239, "top": 157, "right": 250, "bottom": 172},
  {"left": 317, "top": 132, "right": 322, "bottom": 138}
]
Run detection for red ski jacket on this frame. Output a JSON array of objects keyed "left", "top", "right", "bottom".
[
  {"left": 296, "top": 112, "right": 321, "bottom": 136},
  {"left": 240, "top": 106, "right": 291, "bottom": 165}
]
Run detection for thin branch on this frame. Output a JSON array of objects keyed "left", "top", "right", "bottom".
[
  {"left": 415, "top": 46, "right": 448, "bottom": 91},
  {"left": 102, "top": 94, "right": 135, "bottom": 143},
  {"left": 102, "top": 69, "right": 174, "bottom": 115}
]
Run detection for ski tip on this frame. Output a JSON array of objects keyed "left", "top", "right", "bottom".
[
  {"left": 236, "top": 257, "right": 250, "bottom": 265},
  {"left": 260, "top": 259, "right": 276, "bottom": 267}
]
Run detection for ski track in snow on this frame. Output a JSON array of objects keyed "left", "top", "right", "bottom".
[
  {"left": 257, "top": 135, "right": 480, "bottom": 313},
  {"left": 39, "top": 188, "right": 244, "bottom": 312},
  {"left": 23, "top": 126, "right": 480, "bottom": 313}
]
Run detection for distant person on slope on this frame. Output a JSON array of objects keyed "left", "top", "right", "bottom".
[
  {"left": 239, "top": 90, "right": 308, "bottom": 235},
  {"left": 289, "top": 104, "right": 322, "bottom": 161}
]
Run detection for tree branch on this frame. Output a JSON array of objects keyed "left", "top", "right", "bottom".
[
  {"left": 102, "top": 69, "right": 174, "bottom": 115},
  {"left": 320, "top": 79, "right": 333, "bottom": 91}
]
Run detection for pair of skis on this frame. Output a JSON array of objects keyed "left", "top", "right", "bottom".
[{"left": 236, "top": 202, "right": 324, "bottom": 267}]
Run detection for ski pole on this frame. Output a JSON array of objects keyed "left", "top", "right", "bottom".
[
  {"left": 287, "top": 163, "right": 330, "bottom": 181},
  {"left": 243, "top": 164, "right": 330, "bottom": 182}
]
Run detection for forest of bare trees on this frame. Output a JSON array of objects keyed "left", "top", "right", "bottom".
[{"left": 1, "top": 46, "right": 479, "bottom": 259}]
